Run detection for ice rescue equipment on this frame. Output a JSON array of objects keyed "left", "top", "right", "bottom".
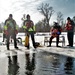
[
  {"left": 23, "top": 21, "right": 35, "bottom": 32},
  {"left": 24, "top": 35, "right": 29, "bottom": 47},
  {"left": 51, "top": 29, "right": 61, "bottom": 37},
  {"left": 65, "top": 24, "right": 72, "bottom": 30}
]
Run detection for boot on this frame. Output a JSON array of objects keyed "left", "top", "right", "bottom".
[
  {"left": 7, "top": 47, "right": 10, "bottom": 50},
  {"left": 47, "top": 39, "right": 52, "bottom": 47},
  {"left": 56, "top": 44, "right": 61, "bottom": 47},
  {"left": 47, "top": 45, "right": 51, "bottom": 47},
  {"left": 15, "top": 46, "right": 19, "bottom": 49}
]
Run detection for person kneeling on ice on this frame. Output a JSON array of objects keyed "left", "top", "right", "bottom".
[
  {"left": 23, "top": 14, "right": 37, "bottom": 49},
  {"left": 47, "top": 22, "right": 62, "bottom": 47}
]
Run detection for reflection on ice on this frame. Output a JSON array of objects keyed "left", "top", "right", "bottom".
[{"left": 0, "top": 32, "right": 75, "bottom": 75}]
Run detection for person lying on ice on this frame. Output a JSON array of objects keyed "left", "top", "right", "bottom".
[{"left": 47, "top": 22, "right": 62, "bottom": 47}]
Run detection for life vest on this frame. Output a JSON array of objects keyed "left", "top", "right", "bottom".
[
  {"left": 66, "top": 21, "right": 72, "bottom": 30},
  {"left": 25, "top": 21, "right": 33, "bottom": 29},
  {"left": 23, "top": 20, "right": 35, "bottom": 32},
  {"left": 4, "top": 19, "right": 18, "bottom": 35},
  {"left": 51, "top": 28, "right": 61, "bottom": 37}
]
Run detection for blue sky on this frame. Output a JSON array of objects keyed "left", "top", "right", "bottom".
[
  {"left": 50, "top": 0, "right": 75, "bottom": 17},
  {"left": 0, "top": 0, "right": 75, "bottom": 26}
]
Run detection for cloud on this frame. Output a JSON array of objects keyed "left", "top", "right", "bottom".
[
  {"left": 0, "top": 0, "right": 75, "bottom": 26},
  {"left": 0, "top": 0, "right": 46, "bottom": 26}
]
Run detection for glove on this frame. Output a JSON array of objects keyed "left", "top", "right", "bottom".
[
  {"left": 15, "top": 30, "right": 18, "bottom": 34},
  {"left": 57, "top": 32, "right": 61, "bottom": 35},
  {"left": 4, "top": 30, "right": 9, "bottom": 35},
  {"left": 34, "top": 31, "right": 36, "bottom": 34}
]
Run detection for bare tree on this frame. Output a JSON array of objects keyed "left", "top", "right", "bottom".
[
  {"left": 57, "top": 12, "right": 63, "bottom": 25},
  {"left": 35, "top": 21, "right": 43, "bottom": 32},
  {"left": 37, "top": 3, "right": 54, "bottom": 27},
  {"left": 72, "top": 16, "right": 75, "bottom": 23}
]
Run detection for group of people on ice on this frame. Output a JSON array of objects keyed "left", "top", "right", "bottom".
[
  {"left": 47, "top": 17, "right": 75, "bottom": 47},
  {"left": 2, "top": 14, "right": 75, "bottom": 50},
  {"left": 3, "top": 14, "right": 37, "bottom": 50}
]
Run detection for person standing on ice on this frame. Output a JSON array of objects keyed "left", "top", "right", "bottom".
[
  {"left": 23, "top": 14, "right": 36, "bottom": 49},
  {"left": 4, "top": 14, "right": 18, "bottom": 50},
  {"left": 47, "top": 22, "right": 62, "bottom": 47},
  {"left": 65, "top": 17, "right": 75, "bottom": 47}
]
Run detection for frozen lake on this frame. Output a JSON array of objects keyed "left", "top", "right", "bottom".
[
  {"left": 0, "top": 47, "right": 75, "bottom": 75},
  {"left": 0, "top": 32, "right": 75, "bottom": 75},
  {"left": 0, "top": 32, "right": 75, "bottom": 46}
]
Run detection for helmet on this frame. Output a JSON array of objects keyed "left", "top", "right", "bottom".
[
  {"left": 26, "top": 14, "right": 30, "bottom": 18},
  {"left": 67, "top": 17, "right": 71, "bottom": 20},
  {"left": 9, "top": 14, "right": 13, "bottom": 17}
]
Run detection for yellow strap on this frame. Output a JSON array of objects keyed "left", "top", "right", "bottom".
[
  {"left": 4, "top": 25, "right": 7, "bottom": 30},
  {"left": 23, "top": 25, "right": 27, "bottom": 29},
  {"left": 16, "top": 25, "right": 18, "bottom": 30},
  {"left": 33, "top": 25, "right": 35, "bottom": 31},
  {"left": 28, "top": 28, "right": 33, "bottom": 31}
]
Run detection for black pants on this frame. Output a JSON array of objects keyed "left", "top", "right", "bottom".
[
  {"left": 67, "top": 32, "right": 74, "bottom": 46},
  {"left": 6, "top": 33, "right": 17, "bottom": 49},
  {"left": 27, "top": 33, "right": 36, "bottom": 48},
  {"left": 3, "top": 33, "right": 6, "bottom": 42},
  {"left": 49, "top": 35, "right": 59, "bottom": 46}
]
